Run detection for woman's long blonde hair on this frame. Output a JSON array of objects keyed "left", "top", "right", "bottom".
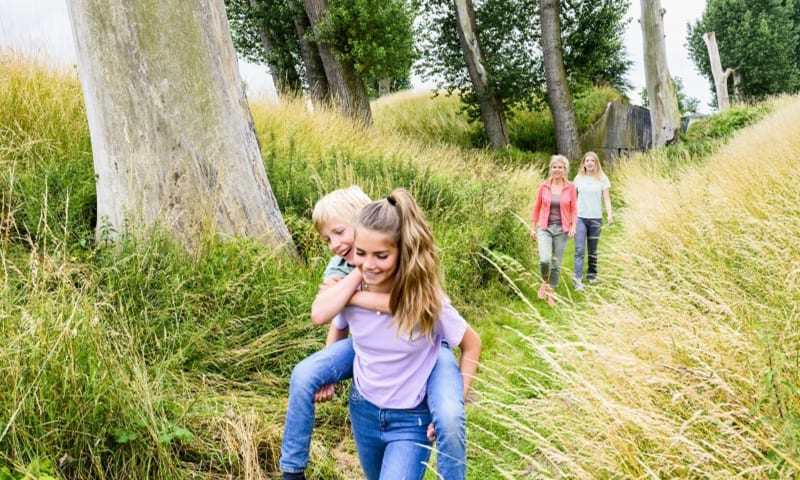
[
  {"left": 577, "top": 151, "right": 606, "bottom": 180},
  {"left": 357, "top": 189, "right": 442, "bottom": 339}
]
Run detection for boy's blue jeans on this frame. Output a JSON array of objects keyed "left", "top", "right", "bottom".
[
  {"left": 348, "top": 386, "right": 432, "bottom": 480},
  {"left": 574, "top": 217, "right": 602, "bottom": 282},
  {"left": 280, "top": 338, "right": 355, "bottom": 474},
  {"left": 279, "top": 339, "right": 466, "bottom": 479}
]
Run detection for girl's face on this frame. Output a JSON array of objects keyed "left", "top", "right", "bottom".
[
  {"left": 550, "top": 161, "right": 566, "bottom": 179},
  {"left": 319, "top": 221, "right": 356, "bottom": 262},
  {"left": 354, "top": 228, "right": 399, "bottom": 294},
  {"left": 583, "top": 156, "right": 597, "bottom": 173}
]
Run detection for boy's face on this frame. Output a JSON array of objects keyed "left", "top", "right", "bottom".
[{"left": 319, "top": 221, "right": 356, "bottom": 263}]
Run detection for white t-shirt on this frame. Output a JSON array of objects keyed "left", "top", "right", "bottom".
[{"left": 573, "top": 174, "right": 611, "bottom": 219}]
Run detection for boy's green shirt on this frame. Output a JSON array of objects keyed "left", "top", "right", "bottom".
[{"left": 323, "top": 255, "right": 354, "bottom": 281}]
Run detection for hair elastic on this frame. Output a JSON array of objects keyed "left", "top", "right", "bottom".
[{"left": 386, "top": 195, "right": 397, "bottom": 206}]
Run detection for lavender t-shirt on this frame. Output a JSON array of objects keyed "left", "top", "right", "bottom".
[{"left": 332, "top": 297, "right": 467, "bottom": 409}]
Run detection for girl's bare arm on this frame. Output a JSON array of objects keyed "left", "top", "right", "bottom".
[
  {"left": 457, "top": 325, "right": 482, "bottom": 400},
  {"left": 603, "top": 188, "right": 614, "bottom": 224}
]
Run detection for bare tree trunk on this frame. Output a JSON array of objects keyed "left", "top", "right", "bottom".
[
  {"left": 378, "top": 78, "right": 391, "bottom": 97},
  {"left": 733, "top": 71, "right": 742, "bottom": 100},
  {"left": 66, "top": 0, "right": 295, "bottom": 253},
  {"left": 247, "top": 0, "right": 301, "bottom": 97},
  {"left": 703, "top": 32, "right": 733, "bottom": 112},
  {"left": 539, "top": 0, "right": 580, "bottom": 159},
  {"left": 640, "top": 0, "right": 681, "bottom": 147},
  {"left": 452, "top": 0, "right": 509, "bottom": 150},
  {"left": 303, "top": 0, "right": 372, "bottom": 124},
  {"left": 294, "top": 8, "right": 330, "bottom": 105}
]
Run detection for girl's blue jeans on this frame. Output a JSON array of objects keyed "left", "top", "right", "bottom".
[
  {"left": 279, "top": 339, "right": 466, "bottom": 479},
  {"left": 348, "top": 386, "right": 432, "bottom": 480},
  {"left": 574, "top": 217, "right": 602, "bottom": 282}
]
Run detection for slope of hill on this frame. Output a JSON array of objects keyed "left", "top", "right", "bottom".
[
  {"left": 1, "top": 52, "right": 796, "bottom": 479},
  {"left": 468, "top": 95, "right": 800, "bottom": 478}
]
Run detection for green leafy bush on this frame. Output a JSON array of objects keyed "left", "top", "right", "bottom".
[{"left": 684, "top": 103, "right": 771, "bottom": 142}]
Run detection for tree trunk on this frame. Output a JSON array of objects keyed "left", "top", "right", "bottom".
[
  {"left": 703, "top": 32, "right": 732, "bottom": 112},
  {"left": 303, "top": 0, "right": 372, "bottom": 124},
  {"left": 539, "top": 0, "right": 580, "bottom": 160},
  {"left": 66, "top": 0, "right": 295, "bottom": 253},
  {"left": 452, "top": 0, "right": 509, "bottom": 150},
  {"left": 247, "top": 0, "right": 301, "bottom": 97},
  {"left": 640, "top": 0, "right": 681, "bottom": 147},
  {"left": 294, "top": 8, "right": 330, "bottom": 105},
  {"left": 378, "top": 78, "right": 392, "bottom": 97}
]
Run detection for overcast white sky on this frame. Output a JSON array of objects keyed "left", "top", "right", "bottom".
[{"left": 0, "top": 0, "right": 711, "bottom": 112}]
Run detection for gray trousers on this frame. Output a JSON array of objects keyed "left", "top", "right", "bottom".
[{"left": 538, "top": 224, "right": 568, "bottom": 288}]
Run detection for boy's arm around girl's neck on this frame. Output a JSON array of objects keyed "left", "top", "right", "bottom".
[
  {"left": 310, "top": 269, "right": 393, "bottom": 326},
  {"left": 310, "top": 268, "right": 363, "bottom": 325}
]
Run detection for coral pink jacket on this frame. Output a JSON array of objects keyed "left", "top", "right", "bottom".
[{"left": 531, "top": 179, "right": 578, "bottom": 232}]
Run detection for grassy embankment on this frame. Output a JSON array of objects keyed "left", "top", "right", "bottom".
[
  {"left": 0, "top": 52, "right": 536, "bottom": 479},
  {"left": 471, "top": 98, "right": 799, "bottom": 478},
  {"left": 2, "top": 50, "right": 796, "bottom": 479}
]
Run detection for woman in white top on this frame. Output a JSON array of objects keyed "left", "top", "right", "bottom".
[{"left": 572, "top": 152, "right": 613, "bottom": 290}]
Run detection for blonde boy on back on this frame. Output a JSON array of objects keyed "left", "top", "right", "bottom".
[{"left": 279, "top": 186, "right": 470, "bottom": 480}]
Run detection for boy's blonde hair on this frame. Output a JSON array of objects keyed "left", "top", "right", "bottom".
[{"left": 312, "top": 186, "right": 371, "bottom": 232}]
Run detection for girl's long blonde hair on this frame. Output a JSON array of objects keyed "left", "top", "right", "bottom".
[
  {"left": 357, "top": 189, "right": 442, "bottom": 339},
  {"left": 577, "top": 151, "right": 606, "bottom": 181}
]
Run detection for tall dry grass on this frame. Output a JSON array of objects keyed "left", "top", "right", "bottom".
[
  {"left": 472, "top": 96, "right": 800, "bottom": 478},
  {"left": 372, "top": 90, "right": 480, "bottom": 148},
  {"left": 1, "top": 52, "right": 539, "bottom": 479},
  {"left": 249, "top": 91, "right": 539, "bottom": 192}
]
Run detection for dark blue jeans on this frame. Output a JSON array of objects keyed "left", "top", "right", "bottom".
[
  {"left": 349, "top": 386, "right": 433, "bottom": 480},
  {"left": 280, "top": 340, "right": 465, "bottom": 477},
  {"left": 574, "top": 217, "right": 602, "bottom": 282}
]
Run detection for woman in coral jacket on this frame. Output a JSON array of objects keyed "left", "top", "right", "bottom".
[{"left": 530, "top": 155, "right": 578, "bottom": 306}]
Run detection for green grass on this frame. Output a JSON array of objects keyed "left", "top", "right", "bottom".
[
  {"left": 465, "top": 96, "right": 800, "bottom": 478},
  {"left": 2, "top": 51, "right": 798, "bottom": 479}
]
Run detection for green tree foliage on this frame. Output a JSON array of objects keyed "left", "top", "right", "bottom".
[
  {"left": 415, "top": 0, "right": 631, "bottom": 122},
  {"left": 687, "top": 0, "right": 800, "bottom": 103},
  {"left": 313, "top": 0, "right": 416, "bottom": 90},
  {"left": 415, "top": 0, "right": 542, "bottom": 122},
  {"left": 224, "top": 0, "right": 304, "bottom": 93},
  {"left": 225, "top": 0, "right": 415, "bottom": 97},
  {"left": 561, "top": 0, "right": 632, "bottom": 92}
]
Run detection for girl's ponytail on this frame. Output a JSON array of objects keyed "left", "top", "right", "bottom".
[{"left": 358, "top": 189, "right": 442, "bottom": 338}]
